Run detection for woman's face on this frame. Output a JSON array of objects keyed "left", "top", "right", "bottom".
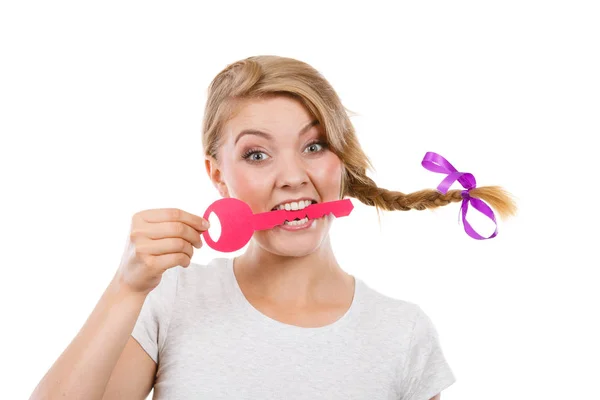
[{"left": 207, "top": 95, "right": 343, "bottom": 257}]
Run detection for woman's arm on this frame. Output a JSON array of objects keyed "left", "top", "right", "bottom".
[{"left": 28, "top": 272, "right": 148, "bottom": 400}]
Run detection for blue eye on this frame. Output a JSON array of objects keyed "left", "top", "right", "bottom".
[
  {"left": 305, "top": 141, "right": 327, "bottom": 153},
  {"left": 242, "top": 149, "right": 270, "bottom": 162}
]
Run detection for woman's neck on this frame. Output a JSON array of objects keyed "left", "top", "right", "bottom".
[{"left": 233, "top": 238, "right": 351, "bottom": 308}]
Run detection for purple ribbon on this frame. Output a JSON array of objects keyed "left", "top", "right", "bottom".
[{"left": 421, "top": 152, "right": 498, "bottom": 240}]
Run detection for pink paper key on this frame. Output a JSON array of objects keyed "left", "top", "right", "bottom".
[{"left": 202, "top": 198, "right": 354, "bottom": 252}]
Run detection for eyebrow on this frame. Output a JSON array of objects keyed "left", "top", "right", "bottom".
[{"left": 234, "top": 119, "right": 320, "bottom": 145}]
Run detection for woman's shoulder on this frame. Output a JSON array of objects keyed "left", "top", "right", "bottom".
[
  {"left": 357, "top": 278, "right": 423, "bottom": 323},
  {"left": 173, "top": 256, "right": 232, "bottom": 293},
  {"left": 186, "top": 256, "right": 230, "bottom": 271}
]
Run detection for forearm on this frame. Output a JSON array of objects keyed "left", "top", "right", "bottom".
[{"left": 29, "top": 272, "right": 147, "bottom": 400}]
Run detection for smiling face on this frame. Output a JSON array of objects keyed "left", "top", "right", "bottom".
[{"left": 206, "top": 95, "right": 344, "bottom": 257}]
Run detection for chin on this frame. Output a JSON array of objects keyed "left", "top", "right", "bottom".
[{"left": 267, "top": 246, "right": 317, "bottom": 258}]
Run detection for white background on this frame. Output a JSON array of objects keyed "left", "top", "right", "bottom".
[{"left": 1, "top": 1, "right": 598, "bottom": 399}]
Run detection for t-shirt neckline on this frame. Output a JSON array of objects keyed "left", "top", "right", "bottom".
[{"left": 225, "top": 256, "right": 361, "bottom": 333}]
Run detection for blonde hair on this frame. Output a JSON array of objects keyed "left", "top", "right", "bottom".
[{"left": 202, "top": 55, "right": 517, "bottom": 223}]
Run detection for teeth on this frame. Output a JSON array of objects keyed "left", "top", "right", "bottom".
[
  {"left": 276, "top": 200, "right": 312, "bottom": 211},
  {"left": 284, "top": 217, "right": 309, "bottom": 226}
]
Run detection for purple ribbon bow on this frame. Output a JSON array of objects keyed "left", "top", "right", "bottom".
[{"left": 421, "top": 152, "right": 498, "bottom": 240}]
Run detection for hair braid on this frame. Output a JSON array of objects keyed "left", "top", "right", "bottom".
[{"left": 345, "top": 170, "right": 517, "bottom": 219}]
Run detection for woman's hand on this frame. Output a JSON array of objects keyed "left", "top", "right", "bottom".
[{"left": 116, "top": 208, "right": 209, "bottom": 295}]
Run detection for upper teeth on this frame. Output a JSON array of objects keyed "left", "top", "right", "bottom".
[{"left": 275, "top": 200, "right": 312, "bottom": 211}]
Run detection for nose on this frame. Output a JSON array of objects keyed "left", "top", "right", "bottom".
[{"left": 275, "top": 152, "right": 309, "bottom": 190}]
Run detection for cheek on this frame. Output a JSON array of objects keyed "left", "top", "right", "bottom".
[
  {"left": 312, "top": 154, "right": 342, "bottom": 193},
  {"left": 223, "top": 162, "right": 271, "bottom": 198}
]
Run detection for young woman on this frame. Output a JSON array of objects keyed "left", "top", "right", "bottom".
[{"left": 30, "top": 55, "right": 515, "bottom": 400}]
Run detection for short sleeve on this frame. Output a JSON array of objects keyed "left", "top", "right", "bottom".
[
  {"left": 398, "top": 306, "right": 457, "bottom": 400},
  {"left": 130, "top": 266, "right": 179, "bottom": 364}
]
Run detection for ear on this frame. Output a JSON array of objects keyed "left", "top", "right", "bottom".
[
  {"left": 205, "top": 156, "right": 230, "bottom": 198},
  {"left": 339, "top": 164, "right": 347, "bottom": 199}
]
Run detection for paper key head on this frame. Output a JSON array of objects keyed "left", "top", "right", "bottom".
[{"left": 202, "top": 197, "right": 254, "bottom": 252}]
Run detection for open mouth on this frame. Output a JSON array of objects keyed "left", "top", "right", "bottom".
[{"left": 271, "top": 200, "right": 318, "bottom": 224}]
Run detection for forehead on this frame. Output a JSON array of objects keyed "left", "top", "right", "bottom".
[{"left": 225, "top": 96, "right": 315, "bottom": 136}]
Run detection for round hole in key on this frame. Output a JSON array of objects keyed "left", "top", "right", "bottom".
[{"left": 207, "top": 211, "right": 221, "bottom": 242}]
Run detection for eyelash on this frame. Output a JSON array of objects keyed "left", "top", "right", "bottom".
[{"left": 241, "top": 140, "right": 328, "bottom": 163}]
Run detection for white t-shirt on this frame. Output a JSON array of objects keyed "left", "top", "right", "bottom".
[{"left": 131, "top": 257, "right": 456, "bottom": 399}]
